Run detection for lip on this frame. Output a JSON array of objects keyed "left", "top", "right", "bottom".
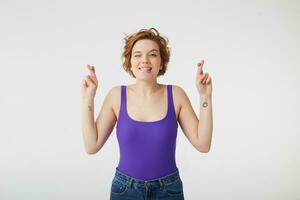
[
  {"left": 138, "top": 66, "right": 152, "bottom": 70},
  {"left": 139, "top": 66, "right": 152, "bottom": 68}
]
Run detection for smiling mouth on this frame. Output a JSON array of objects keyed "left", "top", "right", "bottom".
[{"left": 139, "top": 67, "right": 152, "bottom": 72}]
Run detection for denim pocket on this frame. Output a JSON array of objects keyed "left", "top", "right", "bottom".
[
  {"left": 164, "top": 178, "right": 184, "bottom": 197},
  {"left": 110, "top": 178, "right": 128, "bottom": 196}
]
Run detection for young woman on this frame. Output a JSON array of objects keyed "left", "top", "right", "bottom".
[{"left": 81, "top": 28, "right": 213, "bottom": 200}]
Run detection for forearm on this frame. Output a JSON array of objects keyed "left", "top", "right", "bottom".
[
  {"left": 197, "top": 95, "right": 213, "bottom": 152},
  {"left": 82, "top": 98, "right": 98, "bottom": 153}
]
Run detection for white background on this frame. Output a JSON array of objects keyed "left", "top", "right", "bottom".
[{"left": 0, "top": 0, "right": 299, "bottom": 199}]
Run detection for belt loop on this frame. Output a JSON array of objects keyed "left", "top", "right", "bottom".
[
  {"left": 128, "top": 178, "right": 133, "bottom": 188},
  {"left": 159, "top": 179, "right": 164, "bottom": 190}
]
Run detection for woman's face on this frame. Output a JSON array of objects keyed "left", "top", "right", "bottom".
[{"left": 130, "top": 39, "right": 162, "bottom": 80}]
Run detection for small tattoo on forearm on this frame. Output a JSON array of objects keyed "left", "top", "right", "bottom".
[
  {"left": 88, "top": 105, "right": 93, "bottom": 111},
  {"left": 202, "top": 102, "right": 208, "bottom": 108}
]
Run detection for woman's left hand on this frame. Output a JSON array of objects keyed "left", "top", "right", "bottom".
[{"left": 196, "top": 59, "right": 213, "bottom": 96}]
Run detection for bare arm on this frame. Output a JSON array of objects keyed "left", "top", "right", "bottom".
[
  {"left": 198, "top": 95, "right": 213, "bottom": 152},
  {"left": 81, "top": 87, "right": 118, "bottom": 154},
  {"left": 176, "top": 86, "right": 213, "bottom": 153},
  {"left": 176, "top": 59, "right": 213, "bottom": 153},
  {"left": 81, "top": 64, "right": 118, "bottom": 154},
  {"left": 81, "top": 97, "right": 98, "bottom": 154}
]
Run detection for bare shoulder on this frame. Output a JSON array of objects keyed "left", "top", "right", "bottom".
[
  {"left": 107, "top": 85, "right": 121, "bottom": 97},
  {"left": 172, "top": 84, "right": 186, "bottom": 94},
  {"left": 172, "top": 84, "right": 189, "bottom": 106},
  {"left": 171, "top": 85, "right": 191, "bottom": 120},
  {"left": 106, "top": 85, "right": 121, "bottom": 118}
]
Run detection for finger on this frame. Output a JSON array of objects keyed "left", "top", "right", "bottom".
[
  {"left": 197, "top": 62, "right": 204, "bottom": 75},
  {"left": 87, "top": 64, "right": 95, "bottom": 74},
  {"left": 197, "top": 66, "right": 203, "bottom": 76},
  {"left": 206, "top": 76, "right": 211, "bottom": 84},
  {"left": 197, "top": 60, "right": 204, "bottom": 75},
  {"left": 204, "top": 75, "right": 210, "bottom": 84},
  {"left": 90, "top": 74, "right": 98, "bottom": 85},
  {"left": 198, "top": 71, "right": 205, "bottom": 81},
  {"left": 84, "top": 78, "right": 91, "bottom": 88},
  {"left": 197, "top": 59, "right": 204, "bottom": 66},
  {"left": 87, "top": 64, "right": 96, "bottom": 76},
  {"left": 88, "top": 75, "right": 95, "bottom": 83},
  {"left": 86, "top": 65, "right": 98, "bottom": 83},
  {"left": 201, "top": 73, "right": 208, "bottom": 84},
  {"left": 207, "top": 76, "right": 212, "bottom": 84},
  {"left": 85, "top": 75, "right": 95, "bottom": 85}
]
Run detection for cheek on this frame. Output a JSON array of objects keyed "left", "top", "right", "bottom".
[
  {"left": 155, "top": 58, "right": 162, "bottom": 65},
  {"left": 156, "top": 56, "right": 162, "bottom": 62},
  {"left": 130, "top": 58, "right": 137, "bottom": 66}
]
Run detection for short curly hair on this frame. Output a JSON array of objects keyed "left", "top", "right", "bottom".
[{"left": 121, "top": 28, "right": 171, "bottom": 78}]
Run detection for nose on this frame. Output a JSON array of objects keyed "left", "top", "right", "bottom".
[{"left": 141, "top": 55, "right": 149, "bottom": 63}]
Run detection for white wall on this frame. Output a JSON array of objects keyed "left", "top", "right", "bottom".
[{"left": 0, "top": 0, "right": 299, "bottom": 199}]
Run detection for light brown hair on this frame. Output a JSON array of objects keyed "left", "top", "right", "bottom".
[{"left": 121, "top": 28, "right": 171, "bottom": 78}]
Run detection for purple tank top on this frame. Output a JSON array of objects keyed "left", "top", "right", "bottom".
[{"left": 116, "top": 84, "right": 179, "bottom": 180}]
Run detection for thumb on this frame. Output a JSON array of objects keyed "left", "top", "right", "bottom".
[{"left": 82, "top": 79, "right": 87, "bottom": 88}]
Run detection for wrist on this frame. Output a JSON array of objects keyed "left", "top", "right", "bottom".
[
  {"left": 200, "top": 94, "right": 212, "bottom": 100},
  {"left": 82, "top": 99, "right": 94, "bottom": 112},
  {"left": 82, "top": 97, "right": 94, "bottom": 103}
]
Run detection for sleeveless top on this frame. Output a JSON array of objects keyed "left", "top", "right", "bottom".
[{"left": 116, "top": 84, "right": 179, "bottom": 180}]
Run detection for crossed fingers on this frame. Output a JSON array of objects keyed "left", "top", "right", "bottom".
[{"left": 197, "top": 60, "right": 211, "bottom": 84}]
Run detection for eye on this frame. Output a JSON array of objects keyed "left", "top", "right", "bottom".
[
  {"left": 134, "top": 55, "right": 141, "bottom": 57},
  {"left": 150, "top": 54, "right": 157, "bottom": 57}
]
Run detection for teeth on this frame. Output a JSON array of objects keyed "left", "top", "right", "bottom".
[{"left": 139, "top": 67, "right": 152, "bottom": 71}]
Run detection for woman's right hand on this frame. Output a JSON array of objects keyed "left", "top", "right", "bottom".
[{"left": 82, "top": 64, "right": 98, "bottom": 100}]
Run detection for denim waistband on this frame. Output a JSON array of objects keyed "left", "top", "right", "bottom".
[{"left": 113, "top": 167, "right": 181, "bottom": 189}]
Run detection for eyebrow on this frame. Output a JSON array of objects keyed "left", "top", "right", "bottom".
[{"left": 132, "top": 49, "right": 159, "bottom": 54}]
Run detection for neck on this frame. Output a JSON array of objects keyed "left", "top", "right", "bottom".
[{"left": 132, "top": 79, "right": 161, "bottom": 97}]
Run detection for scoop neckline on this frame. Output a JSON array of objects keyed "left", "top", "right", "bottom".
[{"left": 125, "top": 85, "right": 169, "bottom": 123}]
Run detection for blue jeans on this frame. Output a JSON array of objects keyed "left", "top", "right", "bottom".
[{"left": 110, "top": 168, "right": 185, "bottom": 200}]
